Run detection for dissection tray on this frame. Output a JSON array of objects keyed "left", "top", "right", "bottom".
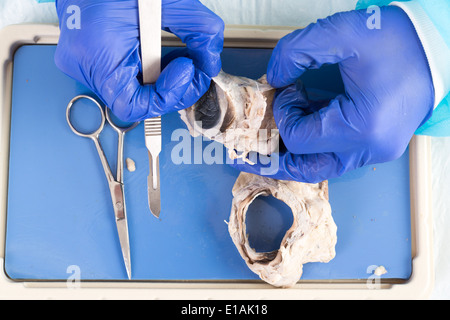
[{"left": 0, "top": 25, "right": 434, "bottom": 299}]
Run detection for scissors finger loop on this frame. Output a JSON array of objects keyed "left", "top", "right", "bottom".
[
  {"left": 105, "top": 108, "right": 140, "bottom": 134},
  {"left": 66, "top": 95, "right": 106, "bottom": 139}
]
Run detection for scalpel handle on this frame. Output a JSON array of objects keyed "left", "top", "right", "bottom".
[
  {"left": 138, "top": 0, "right": 161, "bottom": 84},
  {"left": 138, "top": 0, "right": 162, "bottom": 218}
]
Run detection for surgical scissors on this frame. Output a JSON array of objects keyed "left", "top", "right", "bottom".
[{"left": 66, "top": 95, "right": 139, "bottom": 279}]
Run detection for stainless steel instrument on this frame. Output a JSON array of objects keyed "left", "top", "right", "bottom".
[
  {"left": 145, "top": 116, "right": 161, "bottom": 217},
  {"left": 66, "top": 95, "right": 139, "bottom": 280},
  {"left": 138, "top": 0, "right": 162, "bottom": 218}
]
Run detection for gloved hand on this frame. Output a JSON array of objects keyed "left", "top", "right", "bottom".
[
  {"left": 231, "top": 6, "right": 435, "bottom": 183},
  {"left": 55, "top": 0, "right": 224, "bottom": 122}
]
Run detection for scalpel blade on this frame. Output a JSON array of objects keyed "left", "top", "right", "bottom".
[{"left": 146, "top": 143, "right": 161, "bottom": 218}]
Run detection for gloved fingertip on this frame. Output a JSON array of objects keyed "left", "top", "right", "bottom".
[
  {"left": 267, "top": 60, "right": 284, "bottom": 88},
  {"left": 267, "top": 36, "right": 307, "bottom": 88},
  {"left": 158, "top": 57, "right": 195, "bottom": 85},
  {"left": 154, "top": 57, "right": 196, "bottom": 106},
  {"left": 267, "top": 70, "right": 302, "bottom": 89},
  {"left": 191, "top": 51, "right": 222, "bottom": 78},
  {"left": 170, "top": 67, "right": 212, "bottom": 113},
  {"left": 273, "top": 84, "right": 309, "bottom": 112},
  {"left": 207, "top": 59, "right": 222, "bottom": 78}
]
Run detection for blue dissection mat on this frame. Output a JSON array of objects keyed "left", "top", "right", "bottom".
[{"left": 4, "top": 45, "right": 412, "bottom": 281}]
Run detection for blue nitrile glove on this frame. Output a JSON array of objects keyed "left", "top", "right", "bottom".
[
  {"left": 230, "top": 6, "right": 435, "bottom": 183},
  {"left": 54, "top": 0, "right": 224, "bottom": 122}
]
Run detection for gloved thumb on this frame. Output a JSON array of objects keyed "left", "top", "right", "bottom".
[{"left": 267, "top": 11, "right": 363, "bottom": 88}]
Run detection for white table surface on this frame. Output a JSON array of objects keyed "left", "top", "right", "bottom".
[{"left": 1, "top": 0, "right": 449, "bottom": 300}]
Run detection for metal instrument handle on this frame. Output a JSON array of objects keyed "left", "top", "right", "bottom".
[{"left": 105, "top": 108, "right": 139, "bottom": 183}]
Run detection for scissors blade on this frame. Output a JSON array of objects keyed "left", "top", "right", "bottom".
[
  {"left": 116, "top": 216, "right": 132, "bottom": 280},
  {"left": 110, "top": 180, "right": 132, "bottom": 279}
]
